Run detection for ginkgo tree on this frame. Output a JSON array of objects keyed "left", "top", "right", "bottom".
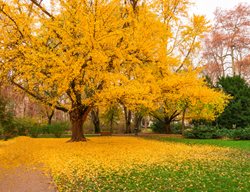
[
  {"left": 149, "top": 0, "right": 230, "bottom": 133},
  {"left": 0, "top": 0, "right": 166, "bottom": 141}
]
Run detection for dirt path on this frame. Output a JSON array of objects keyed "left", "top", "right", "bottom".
[{"left": 0, "top": 167, "right": 57, "bottom": 192}]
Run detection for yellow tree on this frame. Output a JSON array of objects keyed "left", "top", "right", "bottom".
[
  {"left": 149, "top": 1, "right": 230, "bottom": 133},
  {"left": 0, "top": 0, "right": 164, "bottom": 141}
]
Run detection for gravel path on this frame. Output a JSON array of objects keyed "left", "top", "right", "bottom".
[{"left": 0, "top": 167, "right": 57, "bottom": 192}]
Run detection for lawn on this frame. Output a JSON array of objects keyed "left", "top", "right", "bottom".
[
  {"left": 142, "top": 135, "right": 250, "bottom": 151},
  {"left": 0, "top": 136, "right": 249, "bottom": 191}
]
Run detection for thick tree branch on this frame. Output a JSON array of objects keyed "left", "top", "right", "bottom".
[{"left": 11, "top": 80, "right": 68, "bottom": 112}]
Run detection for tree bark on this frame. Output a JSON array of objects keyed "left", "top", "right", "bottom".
[
  {"left": 181, "top": 108, "right": 186, "bottom": 135},
  {"left": 69, "top": 106, "right": 91, "bottom": 142},
  {"left": 164, "top": 118, "right": 171, "bottom": 134},
  {"left": 110, "top": 121, "right": 113, "bottom": 134},
  {"left": 91, "top": 107, "right": 100, "bottom": 133},
  {"left": 124, "top": 106, "right": 132, "bottom": 133},
  {"left": 134, "top": 113, "right": 143, "bottom": 135},
  {"left": 47, "top": 109, "right": 54, "bottom": 125}
]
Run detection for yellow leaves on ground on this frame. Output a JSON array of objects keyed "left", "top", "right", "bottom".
[{"left": 0, "top": 136, "right": 235, "bottom": 176}]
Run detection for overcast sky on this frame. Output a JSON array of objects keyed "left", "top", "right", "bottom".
[{"left": 191, "top": 0, "right": 249, "bottom": 21}]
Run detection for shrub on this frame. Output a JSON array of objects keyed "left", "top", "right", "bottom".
[
  {"left": 214, "top": 128, "right": 232, "bottom": 138},
  {"left": 184, "top": 126, "right": 250, "bottom": 140},
  {"left": 171, "top": 122, "right": 182, "bottom": 134},
  {"left": 13, "top": 119, "right": 29, "bottom": 136},
  {"left": 28, "top": 124, "right": 42, "bottom": 138},
  {"left": 229, "top": 128, "right": 250, "bottom": 140},
  {"left": 0, "top": 96, "right": 15, "bottom": 140},
  {"left": 184, "top": 126, "right": 220, "bottom": 139},
  {"left": 151, "top": 120, "right": 184, "bottom": 134},
  {"left": 14, "top": 118, "right": 42, "bottom": 138},
  {"left": 46, "top": 122, "right": 69, "bottom": 138},
  {"left": 150, "top": 120, "right": 165, "bottom": 133}
]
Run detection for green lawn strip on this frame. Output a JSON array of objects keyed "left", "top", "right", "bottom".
[
  {"left": 143, "top": 136, "right": 250, "bottom": 151},
  {"left": 54, "top": 160, "right": 250, "bottom": 192}
]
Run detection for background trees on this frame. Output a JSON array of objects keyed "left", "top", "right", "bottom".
[
  {"left": 201, "top": 3, "right": 250, "bottom": 134},
  {"left": 203, "top": 3, "right": 250, "bottom": 83}
]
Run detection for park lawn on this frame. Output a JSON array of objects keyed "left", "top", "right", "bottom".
[
  {"left": 0, "top": 136, "right": 249, "bottom": 192},
  {"left": 143, "top": 135, "right": 250, "bottom": 151}
]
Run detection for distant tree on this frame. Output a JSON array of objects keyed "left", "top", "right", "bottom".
[
  {"left": 216, "top": 76, "right": 250, "bottom": 129},
  {"left": 91, "top": 107, "right": 100, "bottom": 133},
  {"left": 103, "top": 105, "right": 120, "bottom": 134},
  {"left": 236, "top": 55, "right": 250, "bottom": 83},
  {"left": 0, "top": 94, "right": 15, "bottom": 140},
  {"left": 203, "top": 3, "right": 250, "bottom": 82}
]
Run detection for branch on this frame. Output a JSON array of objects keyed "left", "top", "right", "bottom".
[
  {"left": 176, "top": 36, "right": 197, "bottom": 72},
  {"left": 0, "top": 7, "right": 24, "bottom": 38},
  {"left": 169, "top": 110, "right": 181, "bottom": 121},
  {"left": 30, "top": 0, "right": 54, "bottom": 19},
  {"left": 11, "top": 80, "right": 68, "bottom": 112},
  {"left": 150, "top": 112, "right": 164, "bottom": 122}
]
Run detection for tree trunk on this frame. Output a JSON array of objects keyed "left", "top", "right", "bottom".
[
  {"left": 231, "top": 46, "right": 236, "bottom": 76},
  {"left": 164, "top": 118, "right": 171, "bottom": 134},
  {"left": 124, "top": 106, "right": 132, "bottom": 133},
  {"left": 134, "top": 113, "right": 143, "bottom": 135},
  {"left": 69, "top": 106, "right": 91, "bottom": 142},
  {"left": 91, "top": 107, "right": 100, "bottom": 133},
  {"left": 181, "top": 108, "right": 186, "bottom": 135},
  {"left": 47, "top": 109, "right": 54, "bottom": 125},
  {"left": 110, "top": 121, "right": 113, "bottom": 134}
]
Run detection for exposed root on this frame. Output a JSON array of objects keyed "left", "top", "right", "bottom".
[{"left": 67, "top": 137, "right": 87, "bottom": 142}]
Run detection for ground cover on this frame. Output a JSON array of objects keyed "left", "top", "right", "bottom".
[{"left": 0, "top": 136, "right": 249, "bottom": 191}]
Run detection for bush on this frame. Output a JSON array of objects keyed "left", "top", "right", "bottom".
[
  {"left": 184, "top": 125, "right": 220, "bottom": 139},
  {"left": 184, "top": 126, "right": 250, "bottom": 140},
  {"left": 14, "top": 118, "right": 42, "bottom": 138},
  {"left": 150, "top": 120, "right": 165, "bottom": 133},
  {"left": 214, "top": 128, "right": 232, "bottom": 138},
  {"left": 13, "top": 118, "right": 29, "bottom": 136},
  {"left": 171, "top": 122, "right": 182, "bottom": 134},
  {"left": 229, "top": 128, "right": 250, "bottom": 140},
  {"left": 151, "top": 120, "right": 182, "bottom": 134},
  {"left": 46, "top": 122, "right": 69, "bottom": 138},
  {"left": 0, "top": 96, "right": 15, "bottom": 140},
  {"left": 28, "top": 124, "right": 42, "bottom": 138}
]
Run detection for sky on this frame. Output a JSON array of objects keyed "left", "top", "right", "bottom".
[{"left": 192, "top": 0, "right": 249, "bottom": 21}]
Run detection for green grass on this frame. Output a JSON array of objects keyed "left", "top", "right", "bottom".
[
  {"left": 54, "top": 135, "right": 250, "bottom": 191},
  {"left": 57, "top": 159, "right": 250, "bottom": 192},
  {"left": 143, "top": 136, "right": 250, "bottom": 151},
  {"left": 94, "top": 162, "right": 249, "bottom": 192}
]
